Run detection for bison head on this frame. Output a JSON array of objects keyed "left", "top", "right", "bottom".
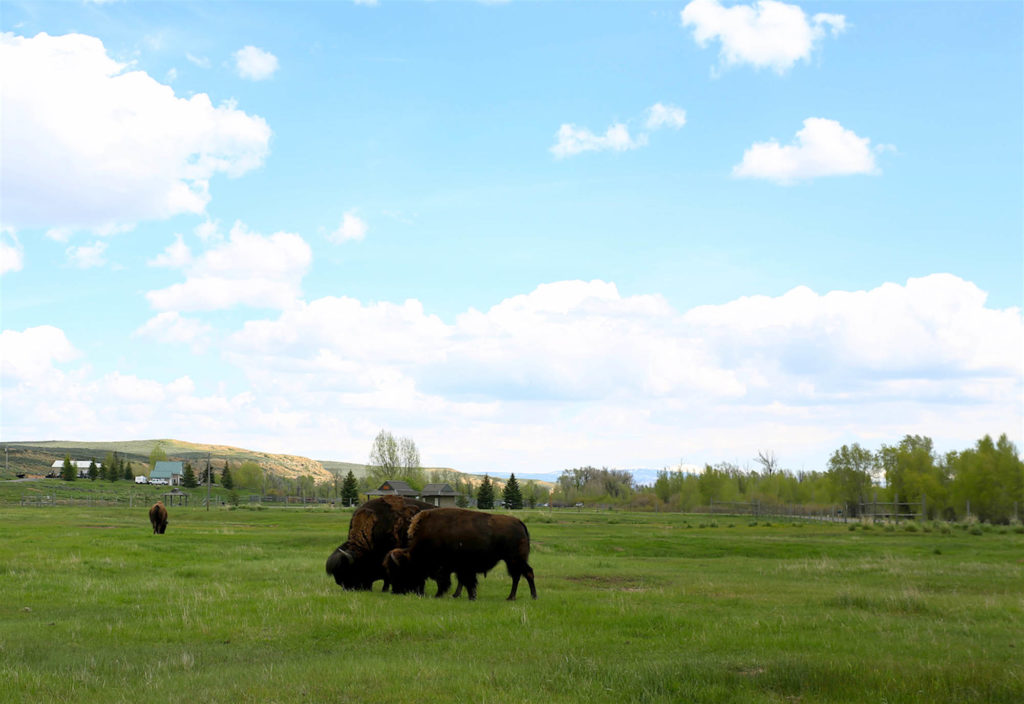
[{"left": 325, "top": 547, "right": 366, "bottom": 590}]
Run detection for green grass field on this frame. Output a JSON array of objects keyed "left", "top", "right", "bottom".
[{"left": 1, "top": 503, "right": 1020, "bottom": 704}]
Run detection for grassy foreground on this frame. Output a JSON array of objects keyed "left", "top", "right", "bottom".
[{"left": 0, "top": 506, "right": 1021, "bottom": 704}]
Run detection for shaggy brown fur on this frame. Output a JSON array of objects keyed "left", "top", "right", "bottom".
[
  {"left": 325, "top": 496, "right": 435, "bottom": 591},
  {"left": 384, "top": 507, "right": 537, "bottom": 601},
  {"left": 149, "top": 502, "right": 168, "bottom": 534}
]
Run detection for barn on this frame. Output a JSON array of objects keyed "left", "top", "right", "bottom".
[
  {"left": 365, "top": 480, "right": 419, "bottom": 499},
  {"left": 420, "top": 483, "right": 460, "bottom": 507},
  {"left": 49, "top": 460, "right": 93, "bottom": 479}
]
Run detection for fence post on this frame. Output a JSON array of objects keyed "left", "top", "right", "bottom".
[{"left": 921, "top": 493, "right": 926, "bottom": 521}]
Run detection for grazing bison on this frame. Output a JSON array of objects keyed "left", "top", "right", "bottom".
[
  {"left": 325, "top": 496, "right": 435, "bottom": 591},
  {"left": 149, "top": 502, "right": 168, "bottom": 534},
  {"left": 384, "top": 507, "right": 537, "bottom": 601}
]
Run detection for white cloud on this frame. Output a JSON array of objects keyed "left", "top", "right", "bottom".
[
  {"left": 646, "top": 103, "right": 687, "bottom": 130},
  {"left": 550, "top": 123, "right": 648, "bottom": 158},
  {"left": 186, "top": 52, "right": 211, "bottom": 69},
  {"left": 4, "top": 275, "right": 1019, "bottom": 474},
  {"left": 733, "top": 118, "right": 881, "bottom": 184},
  {"left": 146, "top": 221, "right": 311, "bottom": 312},
  {"left": 234, "top": 45, "right": 279, "bottom": 81},
  {"left": 329, "top": 211, "right": 368, "bottom": 243},
  {"left": 681, "top": 0, "right": 846, "bottom": 75},
  {"left": 0, "top": 228, "right": 23, "bottom": 275},
  {"left": 148, "top": 234, "right": 193, "bottom": 268},
  {"left": 0, "top": 325, "right": 79, "bottom": 382},
  {"left": 66, "top": 241, "right": 108, "bottom": 269},
  {"left": 0, "top": 32, "right": 271, "bottom": 233},
  {"left": 134, "top": 311, "right": 213, "bottom": 352}
]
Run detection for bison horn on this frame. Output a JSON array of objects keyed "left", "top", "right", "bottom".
[{"left": 340, "top": 549, "right": 354, "bottom": 565}]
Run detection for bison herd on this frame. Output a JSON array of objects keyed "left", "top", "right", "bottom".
[
  {"left": 326, "top": 496, "right": 537, "bottom": 601},
  {"left": 149, "top": 494, "right": 537, "bottom": 601}
]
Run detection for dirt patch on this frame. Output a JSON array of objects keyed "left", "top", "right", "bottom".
[{"left": 566, "top": 574, "right": 646, "bottom": 590}]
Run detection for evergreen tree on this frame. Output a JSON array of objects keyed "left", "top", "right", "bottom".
[
  {"left": 182, "top": 462, "right": 198, "bottom": 488},
  {"left": 87, "top": 459, "right": 99, "bottom": 481},
  {"left": 476, "top": 474, "right": 495, "bottom": 509},
  {"left": 220, "top": 462, "right": 234, "bottom": 490},
  {"left": 340, "top": 470, "right": 360, "bottom": 506},
  {"left": 61, "top": 454, "right": 76, "bottom": 481},
  {"left": 503, "top": 473, "right": 524, "bottom": 510},
  {"left": 123, "top": 460, "right": 134, "bottom": 481}
]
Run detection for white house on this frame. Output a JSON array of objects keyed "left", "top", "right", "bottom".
[{"left": 50, "top": 460, "right": 94, "bottom": 478}]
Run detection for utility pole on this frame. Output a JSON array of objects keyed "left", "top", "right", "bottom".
[{"left": 206, "top": 452, "right": 211, "bottom": 511}]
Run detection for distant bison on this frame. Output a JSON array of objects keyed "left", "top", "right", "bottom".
[
  {"left": 384, "top": 507, "right": 537, "bottom": 601},
  {"left": 326, "top": 496, "right": 435, "bottom": 591},
  {"left": 149, "top": 502, "right": 168, "bottom": 534}
]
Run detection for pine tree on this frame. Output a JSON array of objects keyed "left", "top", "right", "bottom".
[
  {"left": 61, "top": 454, "right": 76, "bottom": 481},
  {"left": 340, "top": 470, "right": 359, "bottom": 506},
  {"left": 503, "top": 473, "right": 523, "bottom": 510},
  {"left": 123, "top": 460, "right": 134, "bottom": 481},
  {"left": 108, "top": 452, "right": 120, "bottom": 482},
  {"left": 220, "top": 462, "right": 234, "bottom": 490},
  {"left": 87, "top": 459, "right": 99, "bottom": 481},
  {"left": 476, "top": 474, "right": 495, "bottom": 510},
  {"left": 182, "top": 462, "right": 198, "bottom": 488}
]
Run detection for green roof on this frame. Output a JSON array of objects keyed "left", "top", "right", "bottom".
[{"left": 151, "top": 461, "right": 183, "bottom": 479}]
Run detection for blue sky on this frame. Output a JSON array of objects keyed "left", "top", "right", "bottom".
[{"left": 1, "top": 1, "right": 1021, "bottom": 476}]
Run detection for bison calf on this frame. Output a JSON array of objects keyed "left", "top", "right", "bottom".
[
  {"left": 149, "top": 502, "right": 168, "bottom": 534},
  {"left": 384, "top": 507, "right": 537, "bottom": 601}
]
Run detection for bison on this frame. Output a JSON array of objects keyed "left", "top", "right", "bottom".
[
  {"left": 383, "top": 507, "right": 537, "bottom": 601},
  {"left": 149, "top": 502, "right": 168, "bottom": 534},
  {"left": 325, "top": 495, "right": 435, "bottom": 591}
]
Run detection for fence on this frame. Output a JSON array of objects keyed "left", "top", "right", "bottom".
[{"left": 707, "top": 499, "right": 847, "bottom": 522}]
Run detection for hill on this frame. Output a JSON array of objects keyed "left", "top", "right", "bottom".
[{"left": 2, "top": 439, "right": 332, "bottom": 482}]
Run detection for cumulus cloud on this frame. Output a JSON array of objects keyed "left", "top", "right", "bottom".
[
  {"left": 646, "top": 103, "right": 687, "bottom": 130},
  {"left": 148, "top": 234, "right": 193, "bottom": 268},
  {"left": 550, "top": 123, "right": 647, "bottom": 158},
  {"left": 733, "top": 118, "right": 881, "bottom": 183},
  {"left": 146, "top": 222, "right": 311, "bottom": 312},
  {"left": 234, "top": 45, "right": 279, "bottom": 81},
  {"left": 134, "top": 311, "right": 214, "bottom": 352},
  {"left": 329, "top": 211, "right": 368, "bottom": 243},
  {"left": 4, "top": 275, "right": 1019, "bottom": 473},
  {"left": 681, "top": 0, "right": 846, "bottom": 75},
  {"left": 0, "top": 32, "right": 271, "bottom": 233},
  {"left": 66, "top": 241, "right": 108, "bottom": 269},
  {"left": 0, "top": 228, "right": 23, "bottom": 275}
]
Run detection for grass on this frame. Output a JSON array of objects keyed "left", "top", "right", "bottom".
[{"left": 1, "top": 505, "right": 1021, "bottom": 704}]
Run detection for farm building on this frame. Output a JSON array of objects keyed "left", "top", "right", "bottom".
[
  {"left": 49, "top": 460, "right": 94, "bottom": 479},
  {"left": 150, "top": 461, "right": 184, "bottom": 486},
  {"left": 420, "top": 483, "right": 460, "bottom": 507},
  {"left": 365, "top": 480, "right": 419, "bottom": 499}
]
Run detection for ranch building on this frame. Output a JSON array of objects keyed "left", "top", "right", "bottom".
[
  {"left": 50, "top": 460, "right": 94, "bottom": 479},
  {"left": 150, "top": 461, "right": 184, "bottom": 486},
  {"left": 365, "top": 480, "right": 419, "bottom": 499},
  {"left": 420, "top": 483, "right": 460, "bottom": 507}
]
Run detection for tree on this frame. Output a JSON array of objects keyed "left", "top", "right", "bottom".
[
  {"left": 181, "top": 462, "right": 198, "bottom": 488},
  {"left": 123, "top": 460, "right": 134, "bottom": 481},
  {"left": 755, "top": 450, "right": 779, "bottom": 476},
  {"left": 340, "top": 470, "right": 360, "bottom": 506},
  {"left": 87, "top": 459, "right": 98, "bottom": 481},
  {"left": 948, "top": 434, "right": 1024, "bottom": 523},
  {"left": 233, "top": 461, "right": 262, "bottom": 490},
  {"left": 61, "top": 454, "right": 76, "bottom": 481},
  {"left": 368, "top": 430, "right": 424, "bottom": 487},
  {"left": 149, "top": 443, "right": 168, "bottom": 469},
  {"left": 503, "top": 473, "right": 523, "bottom": 510},
  {"left": 826, "top": 443, "right": 876, "bottom": 516},
  {"left": 476, "top": 474, "right": 495, "bottom": 509},
  {"left": 880, "top": 435, "right": 946, "bottom": 517},
  {"left": 220, "top": 462, "right": 234, "bottom": 490}
]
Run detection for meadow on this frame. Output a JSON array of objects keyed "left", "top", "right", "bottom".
[{"left": 1, "top": 501, "right": 1021, "bottom": 704}]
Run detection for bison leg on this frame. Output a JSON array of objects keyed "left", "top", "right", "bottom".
[
  {"left": 433, "top": 572, "right": 452, "bottom": 598},
  {"left": 507, "top": 561, "right": 537, "bottom": 600},
  {"left": 456, "top": 572, "right": 478, "bottom": 600}
]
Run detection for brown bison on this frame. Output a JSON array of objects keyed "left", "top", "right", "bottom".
[
  {"left": 325, "top": 495, "right": 435, "bottom": 591},
  {"left": 383, "top": 507, "right": 537, "bottom": 601},
  {"left": 149, "top": 502, "right": 168, "bottom": 534}
]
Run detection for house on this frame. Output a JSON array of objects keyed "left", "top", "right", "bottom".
[
  {"left": 50, "top": 460, "right": 94, "bottom": 479},
  {"left": 150, "top": 461, "right": 184, "bottom": 486},
  {"left": 365, "top": 480, "right": 419, "bottom": 499},
  {"left": 420, "top": 483, "right": 460, "bottom": 507}
]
